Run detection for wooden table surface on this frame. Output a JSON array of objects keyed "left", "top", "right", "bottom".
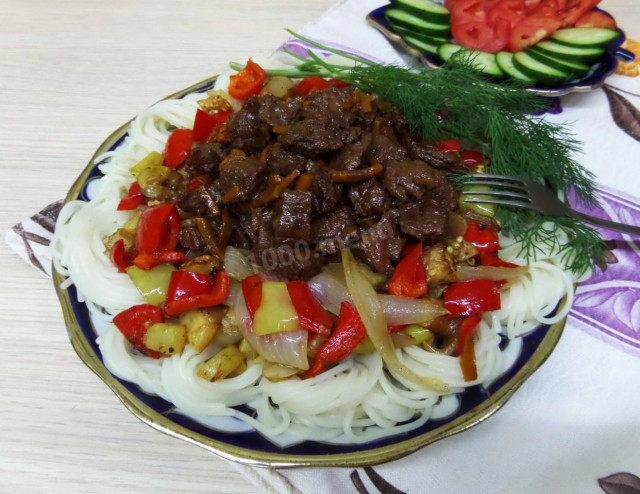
[{"left": 1, "top": 1, "right": 637, "bottom": 493}]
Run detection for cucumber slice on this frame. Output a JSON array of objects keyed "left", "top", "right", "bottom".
[
  {"left": 390, "top": 0, "right": 450, "bottom": 23},
  {"left": 385, "top": 8, "right": 451, "bottom": 38},
  {"left": 438, "top": 44, "right": 503, "bottom": 77},
  {"left": 402, "top": 34, "right": 445, "bottom": 56},
  {"left": 527, "top": 48, "right": 591, "bottom": 76},
  {"left": 534, "top": 40, "right": 605, "bottom": 62},
  {"left": 391, "top": 23, "right": 449, "bottom": 45},
  {"left": 512, "top": 51, "right": 572, "bottom": 84},
  {"left": 495, "top": 52, "right": 535, "bottom": 84},
  {"left": 550, "top": 27, "right": 619, "bottom": 47}
]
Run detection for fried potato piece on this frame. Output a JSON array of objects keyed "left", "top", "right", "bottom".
[
  {"left": 179, "top": 307, "right": 225, "bottom": 353},
  {"left": 197, "top": 346, "right": 245, "bottom": 382}
]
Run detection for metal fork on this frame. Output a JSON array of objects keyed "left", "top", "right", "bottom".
[{"left": 461, "top": 174, "right": 640, "bottom": 236}]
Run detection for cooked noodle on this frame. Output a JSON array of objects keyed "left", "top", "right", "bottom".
[{"left": 52, "top": 79, "right": 579, "bottom": 445}]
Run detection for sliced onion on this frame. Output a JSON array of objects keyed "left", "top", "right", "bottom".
[
  {"left": 309, "top": 272, "right": 447, "bottom": 326},
  {"left": 232, "top": 283, "right": 309, "bottom": 370},
  {"left": 447, "top": 212, "right": 467, "bottom": 239},
  {"left": 224, "top": 246, "right": 255, "bottom": 281},
  {"left": 342, "top": 248, "right": 449, "bottom": 393},
  {"left": 456, "top": 264, "right": 528, "bottom": 282},
  {"left": 378, "top": 294, "right": 448, "bottom": 326}
]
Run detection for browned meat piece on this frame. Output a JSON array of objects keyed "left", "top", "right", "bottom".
[
  {"left": 227, "top": 97, "right": 270, "bottom": 153},
  {"left": 354, "top": 211, "right": 405, "bottom": 273},
  {"left": 384, "top": 159, "right": 437, "bottom": 201},
  {"left": 403, "top": 138, "right": 467, "bottom": 171},
  {"left": 272, "top": 190, "right": 313, "bottom": 242},
  {"left": 398, "top": 198, "right": 448, "bottom": 243},
  {"left": 300, "top": 87, "right": 356, "bottom": 126},
  {"left": 331, "top": 133, "right": 372, "bottom": 171},
  {"left": 252, "top": 221, "right": 325, "bottom": 280},
  {"left": 312, "top": 206, "right": 360, "bottom": 255},
  {"left": 183, "top": 142, "right": 226, "bottom": 176},
  {"left": 384, "top": 159, "right": 458, "bottom": 209},
  {"left": 258, "top": 94, "right": 302, "bottom": 128},
  {"left": 278, "top": 117, "right": 351, "bottom": 157},
  {"left": 217, "top": 156, "right": 267, "bottom": 202},
  {"left": 179, "top": 225, "right": 205, "bottom": 251},
  {"left": 370, "top": 127, "right": 408, "bottom": 164},
  {"left": 347, "top": 178, "right": 391, "bottom": 218},
  {"left": 177, "top": 183, "right": 222, "bottom": 216},
  {"left": 306, "top": 160, "right": 342, "bottom": 216},
  {"left": 266, "top": 142, "right": 307, "bottom": 176}
]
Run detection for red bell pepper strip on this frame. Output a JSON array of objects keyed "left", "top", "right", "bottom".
[
  {"left": 388, "top": 242, "right": 427, "bottom": 298},
  {"left": 387, "top": 324, "right": 407, "bottom": 333},
  {"left": 136, "top": 202, "right": 180, "bottom": 254},
  {"left": 192, "top": 109, "right": 232, "bottom": 142},
  {"left": 307, "top": 301, "right": 366, "bottom": 377},
  {"left": 113, "top": 304, "right": 164, "bottom": 359},
  {"left": 293, "top": 76, "right": 331, "bottom": 96},
  {"left": 117, "top": 182, "right": 144, "bottom": 211},
  {"left": 457, "top": 313, "right": 482, "bottom": 381},
  {"left": 164, "top": 128, "right": 193, "bottom": 169},
  {"left": 461, "top": 150, "right": 487, "bottom": 166},
  {"left": 165, "top": 270, "right": 230, "bottom": 316},
  {"left": 435, "top": 139, "right": 462, "bottom": 153},
  {"left": 110, "top": 239, "right": 135, "bottom": 272},
  {"left": 479, "top": 251, "right": 518, "bottom": 268},
  {"left": 133, "top": 201, "right": 184, "bottom": 270},
  {"left": 463, "top": 222, "right": 500, "bottom": 255},
  {"left": 329, "top": 78, "right": 351, "bottom": 88},
  {"left": 228, "top": 59, "right": 266, "bottom": 100},
  {"left": 286, "top": 281, "right": 333, "bottom": 335},
  {"left": 241, "top": 274, "right": 263, "bottom": 320},
  {"left": 444, "top": 279, "right": 501, "bottom": 317}
]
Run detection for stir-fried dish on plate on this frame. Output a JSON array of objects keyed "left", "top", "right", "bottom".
[{"left": 52, "top": 37, "right": 604, "bottom": 445}]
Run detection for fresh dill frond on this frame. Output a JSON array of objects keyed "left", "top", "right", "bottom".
[{"left": 231, "top": 32, "right": 605, "bottom": 275}]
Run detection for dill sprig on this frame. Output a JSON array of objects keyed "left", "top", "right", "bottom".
[{"left": 230, "top": 31, "right": 605, "bottom": 275}]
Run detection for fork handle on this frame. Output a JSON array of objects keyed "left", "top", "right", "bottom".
[{"left": 572, "top": 211, "right": 640, "bottom": 236}]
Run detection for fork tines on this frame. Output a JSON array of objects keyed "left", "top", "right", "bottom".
[{"left": 460, "top": 173, "right": 534, "bottom": 209}]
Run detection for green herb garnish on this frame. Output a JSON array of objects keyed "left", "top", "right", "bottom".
[{"left": 231, "top": 31, "right": 606, "bottom": 275}]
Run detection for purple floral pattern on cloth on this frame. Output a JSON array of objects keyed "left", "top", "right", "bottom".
[{"left": 569, "top": 186, "right": 640, "bottom": 357}]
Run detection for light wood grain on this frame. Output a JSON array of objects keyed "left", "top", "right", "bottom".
[{"left": 1, "top": 1, "right": 637, "bottom": 493}]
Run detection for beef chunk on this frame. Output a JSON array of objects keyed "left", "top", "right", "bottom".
[
  {"left": 272, "top": 190, "right": 313, "bottom": 242},
  {"left": 278, "top": 117, "right": 350, "bottom": 156},
  {"left": 217, "top": 156, "right": 267, "bottom": 202},
  {"left": 370, "top": 127, "right": 407, "bottom": 164},
  {"left": 179, "top": 225, "right": 204, "bottom": 251},
  {"left": 398, "top": 198, "right": 448, "bottom": 243},
  {"left": 312, "top": 206, "right": 360, "bottom": 255},
  {"left": 306, "top": 160, "right": 343, "bottom": 216},
  {"left": 347, "top": 178, "right": 391, "bottom": 218},
  {"left": 354, "top": 211, "right": 405, "bottom": 273},
  {"left": 402, "top": 138, "right": 467, "bottom": 171},
  {"left": 331, "top": 133, "right": 372, "bottom": 171},
  {"left": 183, "top": 142, "right": 226, "bottom": 176},
  {"left": 300, "top": 87, "right": 356, "bottom": 126},
  {"left": 267, "top": 142, "right": 307, "bottom": 176},
  {"left": 177, "top": 183, "right": 222, "bottom": 216},
  {"left": 258, "top": 94, "right": 302, "bottom": 128},
  {"left": 227, "top": 97, "right": 270, "bottom": 153}
]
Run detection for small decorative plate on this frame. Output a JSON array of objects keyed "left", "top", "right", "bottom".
[
  {"left": 54, "top": 75, "right": 568, "bottom": 468},
  {"left": 367, "top": 4, "right": 632, "bottom": 97}
]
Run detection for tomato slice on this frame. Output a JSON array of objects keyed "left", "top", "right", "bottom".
[
  {"left": 508, "top": 15, "right": 563, "bottom": 52},
  {"left": 575, "top": 10, "right": 616, "bottom": 29},
  {"left": 228, "top": 59, "right": 266, "bottom": 100},
  {"left": 453, "top": 18, "right": 509, "bottom": 53},
  {"left": 487, "top": 0, "right": 526, "bottom": 30},
  {"left": 524, "top": 0, "right": 542, "bottom": 12},
  {"left": 450, "top": 0, "right": 486, "bottom": 24},
  {"left": 527, "top": 0, "right": 559, "bottom": 17},
  {"left": 559, "top": 0, "right": 601, "bottom": 27}
]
